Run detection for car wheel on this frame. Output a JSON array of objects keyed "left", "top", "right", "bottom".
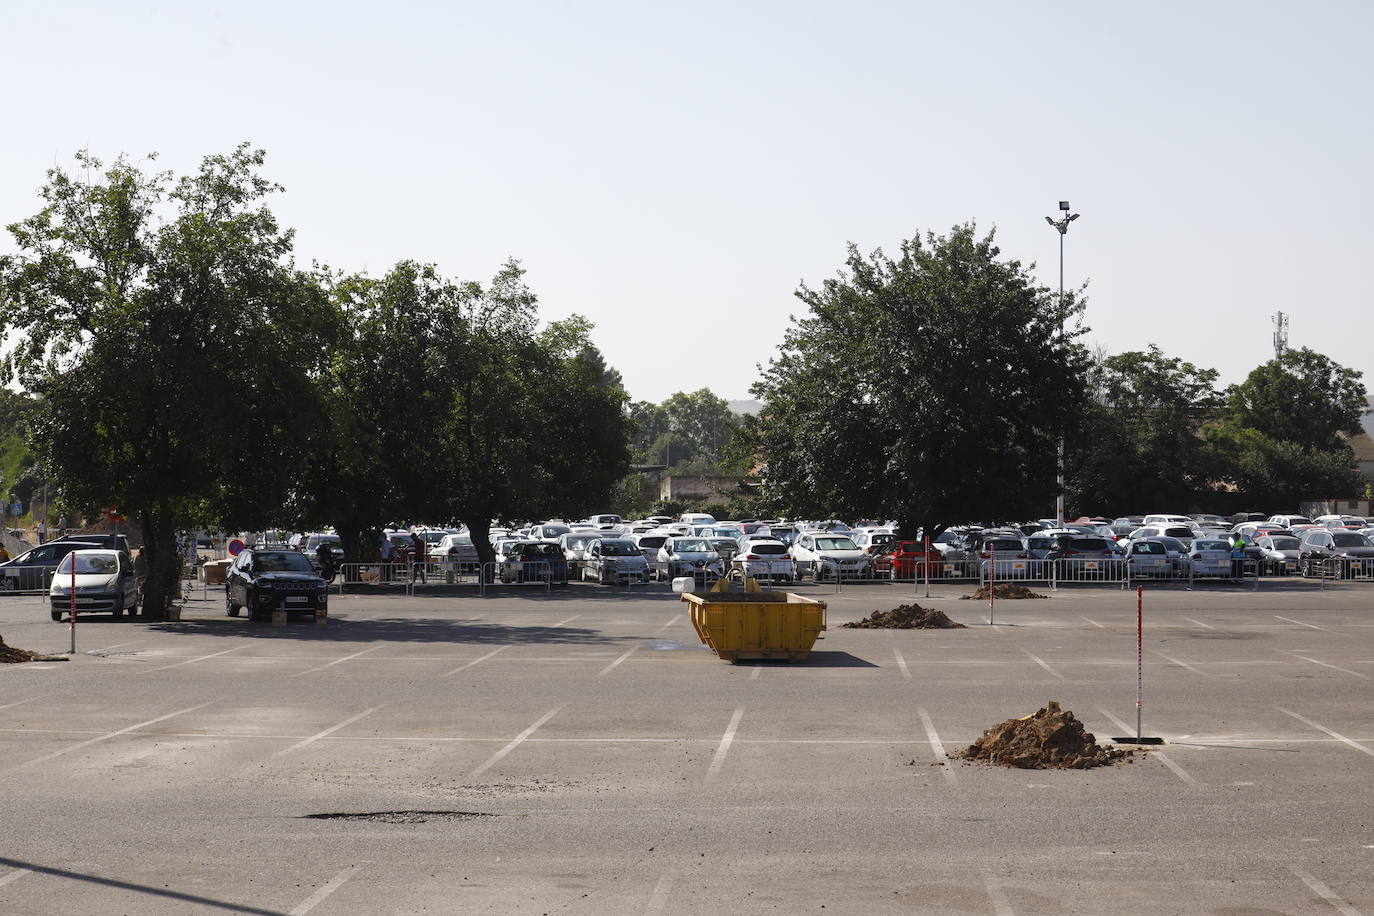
[
  {"left": 111, "top": 606, "right": 122, "bottom": 617},
  {"left": 226, "top": 594, "right": 240, "bottom": 617},
  {"left": 50, "top": 610, "right": 62, "bottom": 622},
  {"left": 0, "top": 578, "right": 17, "bottom": 591}
]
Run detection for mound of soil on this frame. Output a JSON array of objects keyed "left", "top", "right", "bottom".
[
  {"left": 841, "top": 604, "right": 966, "bottom": 629},
  {"left": 964, "top": 584, "right": 1047, "bottom": 600},
  {"left": 0, "top": 634, "right": 66, "bottom": 664},
  {"left": 959, "top": 701, "right": 1132, "bottom": 769}
]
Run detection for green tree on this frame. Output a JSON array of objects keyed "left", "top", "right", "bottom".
[
  {"left": 1208, "top": 425, "right": 1362, "bottom": 509},
  {"left": 752, "top": 224, "right": 1089, "bottom": 538},
  {"left": 1066, "top": 345, "right": 1221, "bottom": 515},
  {"left": 0, "top": 146, "right": 331, "bottom": 617},
  {"left": 1225, "top": 348, "right": 1366, "bottom": 451}
]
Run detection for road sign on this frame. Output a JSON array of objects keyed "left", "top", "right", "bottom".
[{"left": 227, "top": 538, "right": 246, "bottom": 557}]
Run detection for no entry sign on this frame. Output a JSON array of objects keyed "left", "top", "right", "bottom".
[{"left": 227, "top": 538, "right": 246, "bottom": 557}]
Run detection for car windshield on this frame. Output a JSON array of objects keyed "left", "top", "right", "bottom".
[
  {"left": 308, "top": 535, "right": 341, "bottom": 548},
  {"left": 521, "top": 544, "right": 562, "bottom": 558},
  {"left": 1164, "top": 527, "right": 1195, "bottom": 539},
  {"left": 986, "top": 539, "right": 1023, "bottom": 551},
  {"left": 254, "top": 552, "right": 314, "bottom": 573},
  {"left": 1132, "top": 542, "right": 1164, "bottom": 555},
  {"left": 542, "top": 525, "right": 570, "bottom": 537},
  {"left": 750, "top": 543, "right": 787, "bottom": 555},
  {"left": 1267, "top": 537, "right": 1300, "bottom": 550},
  {"left": 636, "top": 536, "right": 666, "bottom": 549},
  {"left": 1332, "top": 533, "right": 1372, "bottom": 548},
  {"left": 566, "top": 536, "right": 594, "bottom": 550},
  {"left": 1195, "top": 540, "right": 1229, "bottom": 551},
  {"left": 57, "top": 552, "right": 119, "bottom": 575},
  {"left": 1070, "top": 538, "right": 1109, "bottom": 551},
  {"left": 599, "top": 541, "right": 639, "bottom": 556},
  {"left": 815, "top": 537, "right": 858, "bottom": 551},
  {"left": 935, "top": 532, "right": 960, "bottom": 544},
  {"left": 673, "top": 539, "right": 711, "bottom": 552},
  {"left": 1157, "top": 538, "right": 1185, "bottom": 551}
]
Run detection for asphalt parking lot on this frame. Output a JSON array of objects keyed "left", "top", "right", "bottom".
[{"left": 1, "top": 578, "right": 1372, "bottom": 915}]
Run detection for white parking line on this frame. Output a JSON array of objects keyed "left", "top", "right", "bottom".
[
  {"left": 138, "top": 642, "right": 260, "bottom": 673},
  {"left": 1279, "top": 708, "right": 1374, "bottom": 759},
  {"left": 549, "top": 615, "right": 581, "bottom": 628},
  {"left": 471, "top": 707, "right": 561, "bottom": 777},
  {"left": 1275, "top": 615, "right": 1326, "bottom": 631},
  {"left": 1097, "top": 707, "right": 1198, "bottom": 788},
  {"left": 893, "top": 648, "right": 912, "bottom": 680},
  {"left": 294, "top": 645, "right": 383, "bottom": 676},
  {"left": 983, "top": 869, "right": 1015, "bottom": 916},
  {"left": 1290, "top": 654, "right": 1370, "bottom": 680},
  {"left": 658, "top": 615, "right": 681, "bottom": 631},
  {"left": 0, "top": 698, "right": 33, "bottom": 712},
  {"left": 272, "top": 706, "right": 385, "bottom": 758},
  {"left": 917, "top": 707, "right": 957, "bottom": 785},
  {"left": 1289, "top": 866, "right": 1362, "bottom": 916},
  {"left": 597, "top": 646, "right": 638, "bottom": 677},
  {"left": 87, "top": 639, "right": 145, "bottom": 654},
  {"left": 289, "top": 866, "right": 357, "bottom": 915},
  {"left": 749, "top": 664, "right": 762, "bottom": 680},
  {"left": 1181, "top": 617, "right": 1215, "bottom": 630},
  {"left": 1020, "top": 649, "right": 1065, "bottom": 680},
  {"left": 0, "top": 867, "right": 31, "bottom": 888},
  {"left": 7, "top": 704, "right": 209, "bottom": 770},
  {"left": 1080, "top": 616, "right": 1105, "bottom": 629},
  {"left": 1152, "top": 650, "right": 1215, "bottom": 678},
  {"left": 705, "top": 708, "right": 744, "bottom": 783},
  {"left": 440, "top": 646, "right": 508, "bottom": 677},
  {"left": 644, "top": 873, "right": 673, "bottom": 915}
]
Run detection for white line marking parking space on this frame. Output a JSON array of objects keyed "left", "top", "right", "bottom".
[
  {"left": 138, "top": 642, "right": 260, "bottom": 673},
  {"left": 293, "top": 645, "right": 383, "bottom": 676},
  {"left": 1020, "top": 649, "right": 1065, "bottom": 680},
  {"left": 658, "top": 615, "right": 681, "bottom": 631},
  {"left": 983, "top": 869, "right": 1014, "bottom": 916},
  {"left": 0, "top": 867, "right": 31, "bottom": 888},
  {"left": 272, "top": 706, "right": 386, "bottom": 758},
  {"left": 289, "top": 866, "right": 358, "bottom": 915},
  {"left": 1152, "top": 650, "right": 1216, "bottom": 678},
  {"left": 1097, "top": 707, "right": 1199, "bottom": 788},
  {"left": 471, "top": 707, "right": 561, "bottom": 777},
  {"left": 1182, "top": 617, "right": 1215, "bottom": 630},
  {"left": 1290, "top": 654, "right": 1370, "bottom": 680},
  {"left": 1289, "top": 866, "right": 1362, "bottom": 916},
  {"left": 1275, "top": 615, "right": 1326, "bottom": 631},
  {"left": 7, "top": 704, "right": 210, "bottom": 771},
  {"left": 705, "top": 708, "right": 744, "bottom": 783},
  {"left": 644, "top": 873, "right": 673, "bottom": 915},
  {"left": 893, "top": 648, "right": 912, "bottom": 680},
  {"left": 440, "top": 646, "right": 508, "bottom": 677},
  {"left": 917, "top": 707, "right": 957, "bottom": 785},
  {"left": 1279, "top": 708, "right": 1374, "bottom": 759},
  {"left": 597, "top": 646, "right": 638, "bottom": 677}
]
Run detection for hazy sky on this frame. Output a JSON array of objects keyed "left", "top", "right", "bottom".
[{"left": 2, "top": 1, "right": 1370, "bottom": 403}]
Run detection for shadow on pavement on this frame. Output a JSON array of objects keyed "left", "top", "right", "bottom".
[
  {"left": 144, "top": 616, "right": 632, "bottom": 647},
  {"left": 0, "top": 855, "right": 286, "bottom": 915}
]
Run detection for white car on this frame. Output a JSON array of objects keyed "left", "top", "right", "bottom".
[
  {"left": 558, "top": 532, "right": 601, "bottom": 580},
  {"left": 584, "top": 538, "right": 650, "bottom": 584},
  {"left": 1267, "top": 515, "right": 1311, "bottom": 529},
  {"left": 1187, "top": 538, "right": 1235, "bottom": 578},
  {"left": 529, "top": 522, "right": 572, "bottom": 542},
  {"left": 633, "top": 533, "right": 670, "bottom": 571},
  {"left": 733, "top": 538, "right": 796, "bottom": 583},
  {"left": 789, "top": 532, "right": 870, "bottom": 581},
  {"left": 679, "top": 513, "right": 717, "bottom": 527},
  {"left": 656, "top": 537, "right": 724, "bottom": 581},
  {"left": 48, "top": 549, "right": 139, "bottom": 620}
]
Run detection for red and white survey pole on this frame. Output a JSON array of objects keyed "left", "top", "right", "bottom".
[
  {"left": 1135, "top": 585, "right": 1143, "bottom": 743},
  {"left": 68, "top": 558, "right": 77, "bottom": 655}
]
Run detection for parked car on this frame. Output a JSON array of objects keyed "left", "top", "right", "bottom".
[
  {"left": 1186, "top": 538, "right": 1235, "bottom": 579},
  {"left": 1129, "top": 525, "right": 1197, "bottom": 548},
  {"left": 1267, "top": 515, "right": 1312, "bottom": 529},
  {"left": 583, "top": 538, "right": 650, "bottom": 584},
  {"left": 876, "top": 540, "right": 945, "bottom": 579},
  {"left": 732, "top": 538, "right": 796, "bottom": 583},
  {"left": 656, "top": 537, "right": 724, "bottom": 582},
  {"left": 977, "top": 536, "right": 1032, "bottom": 579},
  {"left": 708, "top": 537, "right": 741, "bottom": 564},
  {"left": 499, "top": 542, "right": 569, "bottom": 584},
  {"left": 632, "top": 533, "right": 670, "bottom": 572},
  {"left": 225, "top": 549, "right": 329, "bottom": 621},
  {"left": 1124, "top": 539, "right": 1172, "bottom": 578},
  {"left": 1249, "top": 534, "right": 1301, "bottom": 575},
  {"left": 529, "top": 522, "right": 572, "bottom": 542},
  {"left": 1299, "top": 530, "right": 1374, "bottom": 578},
  {"left": 1, "top": 540, "right": 124, "bottom": 592},
  {"left": 1046, "top": 536, "right": 1125, "bottom": 579},
  {"left": 48, "top": 549, "right": 139, "bottom": 621},
  {"left": 557, "top": 532, "right": 600, "bottom": 580},
  {"left": 789, "top": 532, "right": 870, "bottom": 581}
]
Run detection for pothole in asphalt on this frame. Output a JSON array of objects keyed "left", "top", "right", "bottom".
[{"left": 303, "top": 810, "right": 496, "bottom": 824}]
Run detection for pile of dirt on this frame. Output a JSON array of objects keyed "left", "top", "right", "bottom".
[
  {"left": 0, "top": 634, "right": 66, "bottom": 664},
  {"left": 964, "top": 584, "right": 1047, "bottom": 600},
  {"left": 841, "top": 604, "right": 966, "bottom": 629},
  {"left": 959, "top": 701, "right": 1132, "bottom": 769}
]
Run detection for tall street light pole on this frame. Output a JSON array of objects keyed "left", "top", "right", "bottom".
[{"left": 1045, "top": 201, "right": 1080, "bottom": 527}]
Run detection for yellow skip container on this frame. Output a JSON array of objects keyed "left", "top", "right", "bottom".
[{"left": 682, "top": 578, "right": 827, "bottom": 663}]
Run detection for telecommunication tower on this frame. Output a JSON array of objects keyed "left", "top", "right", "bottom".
[{"left": 1272, "top": 311, "right": 1288, "bottom": 359}]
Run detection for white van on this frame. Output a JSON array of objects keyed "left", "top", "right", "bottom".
[
  {"left": 680, "top": 512, "right": 717, "bottom": 527},
  {"left": 1143, "top": 514, "right": 1194, "bottom": 527}
]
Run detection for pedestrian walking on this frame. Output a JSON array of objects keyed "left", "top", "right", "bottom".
[
  {"left": 1229, "top": 532, "right": 1248, "bottom": 579},
  {"left": 411, "top": 531, "right": 427, "bottom": 583},
  {"left": 37, "top": 520, "right": 46, "bottom": 544},
  {"left": 379, "top": 534, "right": 394, "bottom": 582}
]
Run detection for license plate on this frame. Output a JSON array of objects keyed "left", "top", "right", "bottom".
[
  {"left": 1085, "top": 562, "right": 1098, "bottom": 570},
  {"left": 1012, "top": 563, "right": 1025, "bottom": 570},
  {"left": 285, "top": 596, "right": 309, "bottom": 605}
]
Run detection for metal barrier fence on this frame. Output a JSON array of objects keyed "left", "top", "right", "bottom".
[{"left": 0, "top": 564, "right": 62, "bottom": 596}]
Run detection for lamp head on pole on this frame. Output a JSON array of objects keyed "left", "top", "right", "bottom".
[{"left": 1045, "top": 202, "right": 1080, "bottom": 235}]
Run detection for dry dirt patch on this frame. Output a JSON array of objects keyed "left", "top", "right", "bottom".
[
  {"left": 0, "top": 634, "right": 67, "bottom": 664},
  {"left": 964, "top": 584, "right": 1047, "bottom": 600},
  {"left": 841, "top": 604, "right": 967, "bottom": 629},
  {"left": 959, "top": 701, "right": 1134, "bottom": 769}
]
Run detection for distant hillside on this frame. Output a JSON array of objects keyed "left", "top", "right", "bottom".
[{"left": 727, "top": 400, "right": 761, "bottom": 416}]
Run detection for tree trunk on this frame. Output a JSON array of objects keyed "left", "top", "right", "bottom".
[
  {"left": 139, "top": 514, "right": 179, "bottom": 621},
  {"left": 336, "top": 522, "right": 365, "bottom": 582},
  {"left": 465, "top": 517, "right": 495, "bottom": 582}
]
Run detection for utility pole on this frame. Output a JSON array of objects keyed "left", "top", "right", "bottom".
[
  {"left": 1045, "top": 201, "right": 1080, "bottom": 527},
  {"left": 1272, "top": 311, "right": 1289, "bottom": 359}
]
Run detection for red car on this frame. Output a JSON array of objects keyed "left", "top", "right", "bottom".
[{"left": 875, "top": 540, "right": 945, "bottom": 579}]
